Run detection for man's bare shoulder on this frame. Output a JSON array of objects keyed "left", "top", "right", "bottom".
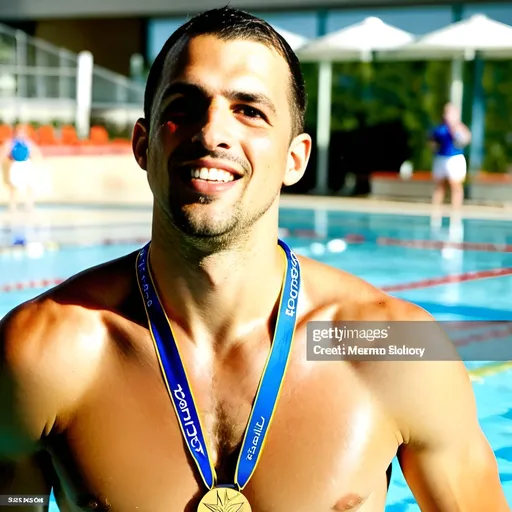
[
  {"left": 0, "top": 251, "right": 140, "bottom": 438},
  {"left": 2, "top": 249, "right": 140, "bottom": 357},
  {"left": 299, "top": 253, "right": 411, "bottom": 319},
  {"left": 48, "top": 249, "right": 140, "bottom": 310},
  {"left": 300, "top": 254, "right": 469, "bottom": 437}
]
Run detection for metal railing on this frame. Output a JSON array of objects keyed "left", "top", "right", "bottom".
[{"left": 0, "top": 22, "right": 145, "bottom": 134}]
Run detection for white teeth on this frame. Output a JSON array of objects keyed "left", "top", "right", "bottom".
[
  {"left": 190, "top": 167, "right": 235, "bottom": 182},
  {"left": 209, "top": 168, "right": 219, "bottom": 181}
]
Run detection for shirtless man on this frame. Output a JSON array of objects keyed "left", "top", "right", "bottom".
[{"left": 0, "top": 8, "right": 508, "bottom": 512}]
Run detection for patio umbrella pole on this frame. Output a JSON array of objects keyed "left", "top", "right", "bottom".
[
  {"left": 450, "top": 57, "right": 464, "bottom": 112},
  {"left": 312, "top": 60, "right": 332, "bottom": 195},
  {"left": 468, "top": 53, "right": 485, "bottom": 199}
]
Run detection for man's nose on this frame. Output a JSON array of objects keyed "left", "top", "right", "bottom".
[{"left": 192, "top": 101, "right": 234, "bottom": 151}]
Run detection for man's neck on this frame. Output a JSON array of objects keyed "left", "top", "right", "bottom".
[{"left": 147, "top": 215, "right": 286, "bottom": 350}]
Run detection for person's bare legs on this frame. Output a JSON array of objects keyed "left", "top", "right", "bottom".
[
  {"left": 6, "top": 185, "right": 24, "bottom": 242},
  {"left": 448, "top": 209, "right": 463, "bottom": 243},
  {"left": 432, "top": 179, "right": 447, "bottom": 207},
  {"left": 431, "top": 179, "right": 446, "bottom": 228},
  {"left": 24, "top": 185, "right": 35, "bottom": 216},
  {"left": 449, "top": 180, "right": 464, "bottom": 211},
  {"left": 8, "top": 185, "right": 17, "bottom": 216},
  {"left": 7, "top": 185, "right": 20, "bottom": 233}
]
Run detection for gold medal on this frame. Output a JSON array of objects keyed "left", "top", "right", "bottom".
[{"left": 197, "top": 487, "right": 252, "bottom": 512}]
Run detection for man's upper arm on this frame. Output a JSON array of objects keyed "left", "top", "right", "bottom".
[
  {"left": 0, "top": 305, "right": 56, "bottom": 456},
  {"left": 384, "top": 304, "right": 509, "bottom": 511},
  {"left": 1, "top": 295, "right": 106, "bottom": 508},
  {"left": 0, "top": 304, "right": 61, "bottom": 508}
]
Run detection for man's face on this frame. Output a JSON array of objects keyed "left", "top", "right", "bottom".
[{"left": 133, "top": 35, "right": 310, "bottom": 240}]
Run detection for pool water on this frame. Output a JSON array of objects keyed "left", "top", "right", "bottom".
[{"left": 1, "top": 206, "right": 511, "bottom": 510}]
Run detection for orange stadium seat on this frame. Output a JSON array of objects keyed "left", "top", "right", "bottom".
[
  {"left": 0, "top": 124, "right": 12, "bottom": 144},
  {"left": 61, "top": 125, "right": 80, "bottom": 145},
  {"left": 38, "top": 125, "right": 59, "bottom": 145},
  {"left": 89, "top": 125, "right": 110, "bottom": 145}
]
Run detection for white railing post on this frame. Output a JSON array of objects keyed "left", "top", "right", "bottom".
[
  {"left": 15, "top": 30, "right": 27, "bottom": 122},
  {"left": 35, "top": 46, "right": 47, "bottom": 98},
  {"left": 58, "top": 48, "right": 68, "bottom": 98},
  {"left": 15, "top": 30, "right": 27, "bottom": 97},
  {"left": 76, "top": 51, "right": 93, "bottom": 139}
]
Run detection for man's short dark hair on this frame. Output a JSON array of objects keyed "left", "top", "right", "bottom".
[{"left": 143, "top": 6, "right": 307, "bottom": 137}]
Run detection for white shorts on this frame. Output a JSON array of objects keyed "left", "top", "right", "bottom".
[
  {"left": 9, "top": 160, "right": 35, "bottom": 191},
  {"left": 432, "top": 154, "right": 467, "bottom": 183}
]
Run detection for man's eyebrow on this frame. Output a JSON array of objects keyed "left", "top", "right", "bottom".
[
  {"left": 224, "top": 89, "right": 276, "bottom": 116},
  {"left": 160, "top": 81, "right": 277, "bottom": 115},
  {"left": 160, "top": 82, "right": 205, "bottom": 101}
]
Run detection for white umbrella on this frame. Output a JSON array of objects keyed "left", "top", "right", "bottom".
[
  {"left": 297, "top": 17, "right": 415, "bottom": 194},
  {"left": 379, "top": 14, "right": 512, "bottom": 61},
  {"left": 273, "top": 26, "right": 308, "bottom": 52},
  {"left": 377, "top": 14, "right": 512, "bottom": 109},
  {"left": 299, "top": 16, "right": 415, "bottom": 62}
]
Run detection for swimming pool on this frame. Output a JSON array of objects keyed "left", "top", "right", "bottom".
[{"left": 1, "top": 204, "right": 511, "bottom": 510}]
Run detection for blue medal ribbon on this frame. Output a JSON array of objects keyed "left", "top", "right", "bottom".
[{"left": 135, "top": 239, "right": 300, "bottom": 492}]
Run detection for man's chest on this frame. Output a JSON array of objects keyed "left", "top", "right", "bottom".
[{"left": 48, "top": 332, "right": 398, "bottom": 511}]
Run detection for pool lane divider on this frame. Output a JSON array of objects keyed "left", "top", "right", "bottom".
[
  {"left": 281, "top": 228, "right": 512, "bottom": 254},
  {"left": 468, "top": 361, "right": 512, "bottom": 382},
  {"left": 382, "top": 267, "right": 512, "bottom": 293},
  {"left": 0, "top": 278, "right": 65, "bottom": 292},
  {"left": 451, "top": 324, "right": 512, "bottom": 381},
  {"left": 377, "top": 237, "right": 512, "bottom": 253}
]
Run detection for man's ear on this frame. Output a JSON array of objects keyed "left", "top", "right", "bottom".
[
  {"left": 283, "top": 132, "right": 312, "bottom": 187},
  {"left": 132, "top": 118, "right": 149, "bottom": 171}
]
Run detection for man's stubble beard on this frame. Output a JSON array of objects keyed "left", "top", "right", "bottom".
[{"left": 165, "top": 183, "right": 280, "bottom": 251}]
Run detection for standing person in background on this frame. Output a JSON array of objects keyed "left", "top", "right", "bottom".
[
  {"left": 430, "top": 103, "right": 472, "bottom": 213},
  {"left": 1, "top": 124, "right": 42, "bottom": 217}
]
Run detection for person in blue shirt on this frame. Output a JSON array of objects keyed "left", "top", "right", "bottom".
[
  {"left": 1, "top": 124, "right": 41, "bottom": 216},
  {"left": 429, "top": 103, "right": 471, "bottom": 211}
]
